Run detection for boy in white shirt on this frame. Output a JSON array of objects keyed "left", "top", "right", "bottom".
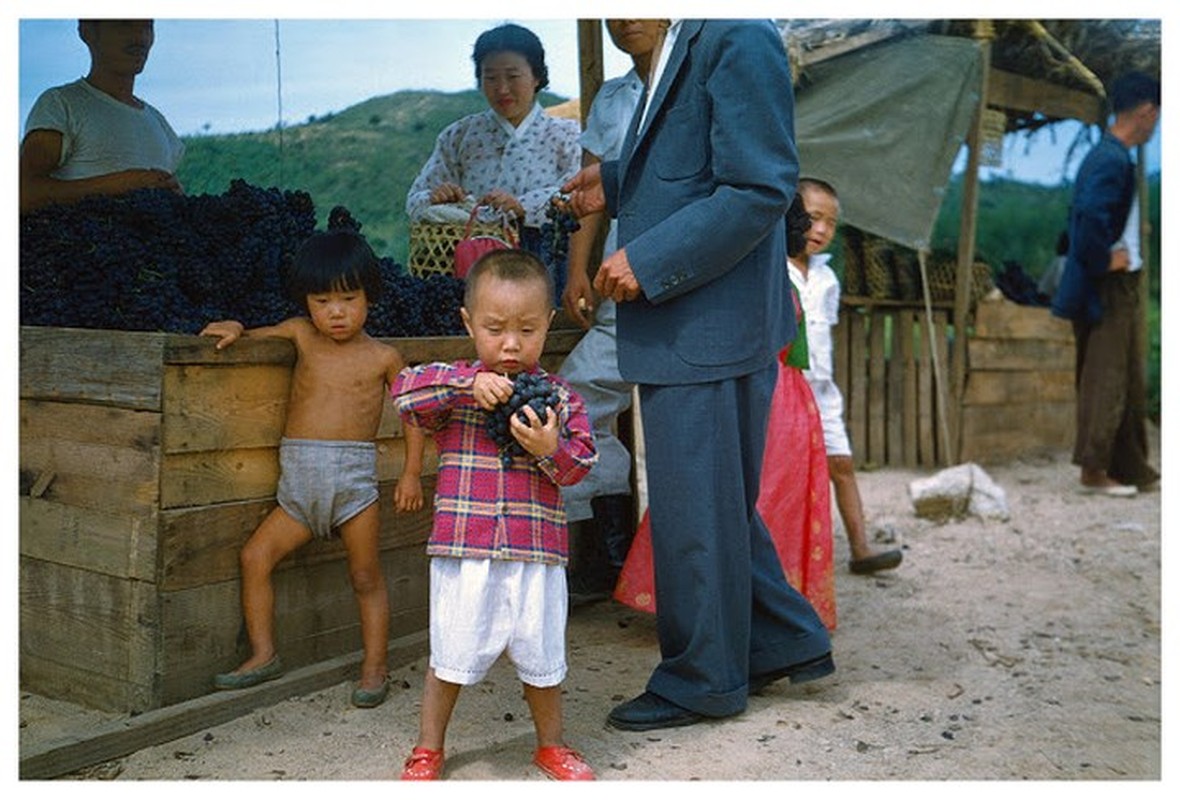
[{"left": 789, "top": 178, "right": 903, "bottom": 575}]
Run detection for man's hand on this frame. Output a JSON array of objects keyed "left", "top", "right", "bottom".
[
  {"left": 561, "top": 263, "right": 596, "bottom": 328},
  {"left": 593, "top": 248, "right": 641, "bottom": 303},
  {"left": 1109, "top": 248, "right": 1131, "bottom": 272},
  {"left": 561, "top": 163, "right": 606, "bottom": 218}
]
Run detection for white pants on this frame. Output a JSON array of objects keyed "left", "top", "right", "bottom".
[{"left": 429, "top": 558, "right": 568, "bottom": 687}]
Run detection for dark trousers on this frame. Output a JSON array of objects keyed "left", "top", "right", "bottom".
[
  {"left": 638, "top": 362, "right": 831, "bottom": 718},
  {"left": 1072, "top": 271, "right": 1157, "bottom": 486}
]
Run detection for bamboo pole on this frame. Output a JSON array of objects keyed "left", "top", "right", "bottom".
[{"left": 951, "top": 19, "right": 994, "bottom": 465}]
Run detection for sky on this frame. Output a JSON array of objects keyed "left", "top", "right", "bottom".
[{"left": 10, "top": 4, "right": 1165, "bottom": 187}]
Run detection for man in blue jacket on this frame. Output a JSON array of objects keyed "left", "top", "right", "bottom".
[
  {"left": 1051, "top": 71, "right": 1160, "bottom": 497},
  {"left": 563, "top": 19, "right": 833, "bottom": 732}
]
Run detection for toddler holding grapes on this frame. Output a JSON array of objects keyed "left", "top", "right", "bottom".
[{"left": 390, "top": 248, "right": 598, "bottom": 781}]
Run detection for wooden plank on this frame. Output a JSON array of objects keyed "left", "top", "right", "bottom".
[
  {"left": 159, "top": 446, "right": 279, "bottom": 509},
  {"left": 898, "top": 310, "right": 919, "bottom": 468},
  {"left": 847, "top": 310, "right": 867, "bottom": 463},
  {"left": 162, "top": 363, "right": 290, "bottom": 453},
  {"left": 867, "top": 310, "right": 887, "bottom": 466},
  {"left": 19, "top": 326, "right": 167, "bottom": 410},
  {"left": 987, "top": 67, "right": 1105, "bottom": 125},
  {"left": 19, "top": 558, "right": 158, "bottom": 713},
  {"left": 834, "top": 308, "right": 851, "bottom": 404},
  {"left": 972, "top": 298, "right": 1074, "bottom": 341},
  {"left": 158, "top": 544, "right": 430, "bottom": 706},
  {"left": 159, "top": 434, "right": 436, "bottom": 509},
  {"left": 19, "top": 497, "right": 157, "bottom": 582},
  {"left": 19, "top": 399, "right": 162, "bottom": 512},
  {"left": 962, "top": 370, "right": 1076, "bottom": 406},
  {"left": 158, "top": 477, "right": 436, "bottom": 591},
  {"left": 958, "top": 401, "right": 1075, "bottom": 463},
  {"left": 968, "top": 338, "right": 1074, "bottom": 371},
  {"left": 917, "top": 310, "right": 934, "bottom": 466},
  {"left": 885, "top": 313, "right": 904, "bottom": 466},
  {"left": 932, "top": 310, "right": 953, "bottom": 466},
  {"left": 19, "top": 629, "right": 430, "bottom": 779},
  {"left": 165, "top": 332, "right": 295, "bottom": 366}
]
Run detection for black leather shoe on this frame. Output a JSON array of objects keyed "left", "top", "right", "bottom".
[
  {"left": 749, "top": 652, "right": 835, "bottom": 695},
  {"left": 607, "top": 691, "right": 704, "bottom": 731}
]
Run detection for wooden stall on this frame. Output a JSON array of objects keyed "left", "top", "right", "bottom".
[{"left": 18, "top": 325, "right": 581, "bottom": 713}]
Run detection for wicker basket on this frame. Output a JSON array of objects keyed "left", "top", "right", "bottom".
[
  {"left": 408, "top": 219, "right": 511, "bottom": 277},
  {"left": 862, "top": 235, "right": 896, "bottom": 300},
  {"left": 927, "top": 257, "right": 995, "bottom": 304},
  {"left": 841, "top": 227, "right": 867, "bottom": 297}
]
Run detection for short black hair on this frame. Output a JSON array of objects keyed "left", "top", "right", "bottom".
[
  {"left": 1110, "top": 71, "right": 1160, "bottom": 114},
  {"left": 472, "top": 23, "right": 550, "bottom": 91},
  {"left": 785, "top": 193, "right": 813, "bottom": 259},
  {"left": 798, "top": 176, "right": 839, "bottom": 201},
  {"left": 285, "top": 229, "right": 383, "bottom": 310},
  {"left": 463, "top": 248, "right": 552, "bottom": 310}
]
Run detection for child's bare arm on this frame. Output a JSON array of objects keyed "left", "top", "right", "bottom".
[
  {"left": 394, "top": 422, "right": 427, "bottom": 512},
  {"left": 200, "top": 318, "right": 302, "bottom": 350}
]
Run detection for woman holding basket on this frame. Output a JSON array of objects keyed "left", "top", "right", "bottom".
[{"left": 405, "top": 23, "right": 581, "bottom": 291}]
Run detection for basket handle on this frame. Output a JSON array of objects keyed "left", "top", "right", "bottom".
[{"left": 464, "top": 204, "right": 519, "bottom": 247}]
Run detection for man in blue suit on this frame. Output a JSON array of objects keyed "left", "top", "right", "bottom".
[
  {"left": 563, "top": 19, "right": 833, "bottom": 731},
  {"left": 1051, "top": 71, "right": 1160, "bottom": 497}
]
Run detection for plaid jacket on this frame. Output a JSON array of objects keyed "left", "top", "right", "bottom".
[{"left": 391, "top": 361, "right": 597, "bottom": 566}]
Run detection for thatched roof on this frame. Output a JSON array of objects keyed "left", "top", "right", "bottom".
[{"left": 778, "top": 18, "right": 1161, "bottom": 133}]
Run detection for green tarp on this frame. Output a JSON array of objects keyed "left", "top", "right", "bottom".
[{"left": 795, "top": 34, "right": 984, "bottom": 251}]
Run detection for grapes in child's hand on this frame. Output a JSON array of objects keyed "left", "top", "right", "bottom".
[{"left": 483, "top": 372, "right": 562, "bottom": 467}]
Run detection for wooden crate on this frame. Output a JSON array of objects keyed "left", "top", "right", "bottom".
[
  {"left": 959, "top": 298, "right": 1075, "bottom": 463},
  {"left": 19, "top": 325, "right": 582, "bottom": 712}
]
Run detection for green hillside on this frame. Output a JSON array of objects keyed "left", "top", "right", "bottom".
[{"left": 175, "top": 89, "right": 570, "bottom": 266}]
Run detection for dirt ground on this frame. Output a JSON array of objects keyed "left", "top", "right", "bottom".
[{"left": 17, "top": 427, "right": 1163, "bottom": 784}]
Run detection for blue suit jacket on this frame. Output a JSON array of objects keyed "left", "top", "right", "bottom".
[
  {"left": 601, "top": 19, "right": 798, "bottom": 385},
  {"left": 1051, "top": 131, "right": 1136, "bottom": 324}
]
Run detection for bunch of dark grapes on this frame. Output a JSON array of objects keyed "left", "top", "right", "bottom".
[
  {"left": 19, "top": 182, "right": 468, "bottom": 339},
  {"left": 483, "top": 372, "right": 563, "bottom": 467},
  {"left": 538, "top": 193, "right": 581, "bottom": 266}
]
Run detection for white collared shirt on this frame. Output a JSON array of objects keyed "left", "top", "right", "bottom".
[{"left": 636, "top": 19, "right": 683, "bottom": 132}]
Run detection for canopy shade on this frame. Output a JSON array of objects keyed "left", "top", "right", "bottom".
[{"left": 795, "top": 34, "right": 984, "bottom": 251}]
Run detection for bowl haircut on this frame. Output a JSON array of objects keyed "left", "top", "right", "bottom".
[{"left": 286, "top": 230, "right": 383, "bottom": 310}]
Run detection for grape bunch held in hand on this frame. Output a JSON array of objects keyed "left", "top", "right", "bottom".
[
  {"left": 539, "top": 193, "right": 581, "bottom": 265},
  {"left": 484, "top": 372, "right": 562, "bottom": 467}
]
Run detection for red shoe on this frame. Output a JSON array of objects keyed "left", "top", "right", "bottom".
[
  {"left": 533, "top": 745, "right": 596, "bottom": 781},
  {"left": 401, "top": 747, "right": 444, "bottom": 780}
]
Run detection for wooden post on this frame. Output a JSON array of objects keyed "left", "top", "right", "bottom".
[
  {"left": 951, "top": 19, "right": 994, "bottom": 464},
  {"left": 577, "top": 20, "right": 605, "bottom": 127}
]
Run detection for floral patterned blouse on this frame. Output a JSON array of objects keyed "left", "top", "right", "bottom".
[{"left": 405, "top": 103, "right": 582, "bottom": 229}]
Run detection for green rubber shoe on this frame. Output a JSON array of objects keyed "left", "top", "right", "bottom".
[
  {"left": 212, "top": 655, "right": 283, "bottom": 690},
  {"left": 351, "top": 677, "right": 390, "bottom": 708}
]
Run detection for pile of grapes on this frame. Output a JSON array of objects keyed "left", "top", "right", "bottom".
[
  {"left": 483, "top": 372, "right": 563, "bottom": 466},
  {"left": 19, "top": 179, "right": 466, "bottom": 338}
]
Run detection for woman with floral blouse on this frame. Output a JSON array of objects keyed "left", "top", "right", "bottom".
[{"left": 405, "top": 22, "right": 582, "bottom": 281}]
